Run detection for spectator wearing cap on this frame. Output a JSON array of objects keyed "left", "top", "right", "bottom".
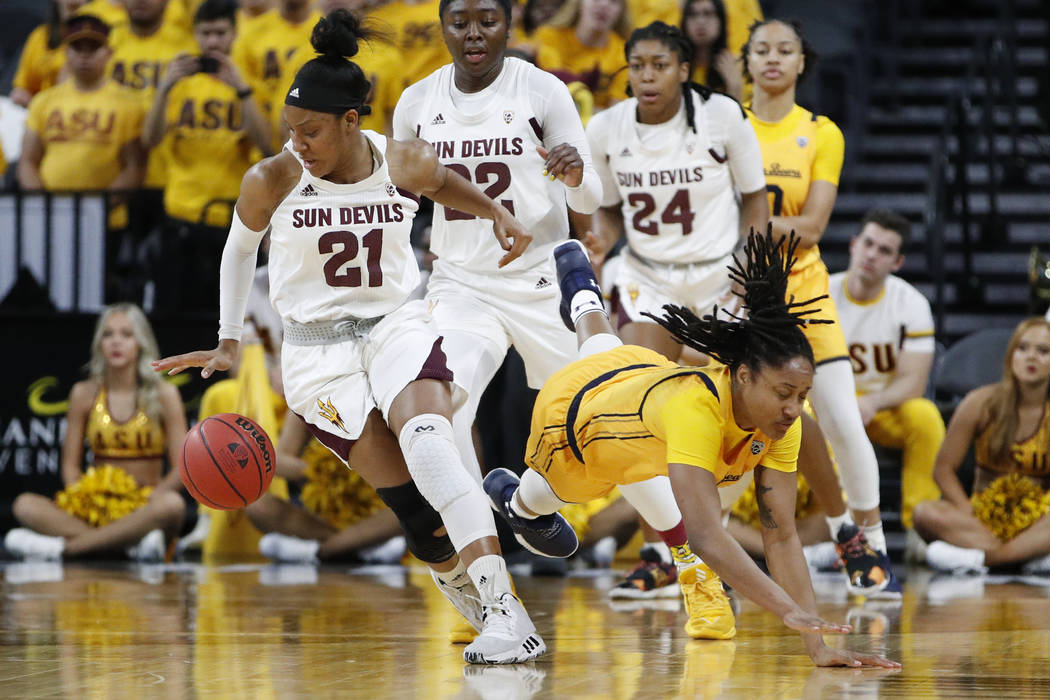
[{"left": 9, "top": 1, "right": 90, "bottom": 108}]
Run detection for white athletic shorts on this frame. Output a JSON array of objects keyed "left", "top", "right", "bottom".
[
  {"left": 426, "top": 258, "right": 578, "bottom": 392},
  {"left": 612, "top": 249, "right": 737, "bottom": 327},
  {"left": 281, "top": 300, "right": 461, "bottom": 461}
]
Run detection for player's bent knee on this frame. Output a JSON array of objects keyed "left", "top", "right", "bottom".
[{"left": 376, "top": 481, "right": 456, "bottom": 563}]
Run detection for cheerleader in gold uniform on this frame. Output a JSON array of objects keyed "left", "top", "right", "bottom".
[
  {"left": 486, "top": 231, "right": 899, "bottom": 668},
  {"left": 5, "top": 304, "right": 188, "bottom": 561},
  {"left": 743, "top": 19, "right": 899, "bottom": 596},
  {"left": 916, "top": 318, "right": 1050, "bottom": 574}
]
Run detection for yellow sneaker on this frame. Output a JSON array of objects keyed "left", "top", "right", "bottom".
[{"left": 679, "top": 564, "right": 736, "bottom": 640}]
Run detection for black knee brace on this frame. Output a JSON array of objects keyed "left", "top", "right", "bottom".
[{"left": 376, "top": 481, "right": 456, "bottom": 564}]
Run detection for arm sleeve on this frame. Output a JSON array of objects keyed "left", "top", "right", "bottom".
[
  {"left": 812, "top": 116, "right": 845, "bottom": 186},
  {"left": 535, "top": 73, "right": 603, "bottom": 214},
  {"left": 218, "top": 210, "right": 267, "bottom": 341},
  {"left": 759, "top": 418, "right": 801, "bottom": 473},
  {"left": 721, "top": 97, "right": 767, "bottom": 194},
  {"left": 586, "top": 114, "right": 622, "bottom": 208},
  {"left": 662, "top": 388, "right": 724, "bottom": 472}
]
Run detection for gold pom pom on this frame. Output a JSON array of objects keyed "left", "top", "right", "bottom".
[
  {"left": 971, "top": 474, "right": 1050, "bottom": 541},
  {"left": 300, "top": 440, "right": 386, "bottom": 530},
  {"left": 56, "top": 465, "right": 152, "bottom": 527}
]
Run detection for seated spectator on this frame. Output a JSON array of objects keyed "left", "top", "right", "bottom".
[
  {"left": 9, "top": 0, "right": 89, "bottom": 108},
  {"left": 4, "top": 304, "right": 187, "bottom": 562},
  {"left": 533, "top": 0, "right": 631, "bottom": 109},
  {"left": 16, "top": 15, "right": 145, "bottom": 201},
  {"left": 248, "top": 410, "right": 407, "bottom": 565},
  {"left": 828, "top": 210, "right": 944, "bottom": 553},
  {"left": 915, "top": 318, "right": 1050, "bottom": 575},
  {"left": 508, "top": 0, "right": 566, "bottom": 61},
  {"left": 681, "top": 0, "right": 745, "bottom": 101},
  {"left": 142, "top": 0, "right": 271, "bottom": 312}
]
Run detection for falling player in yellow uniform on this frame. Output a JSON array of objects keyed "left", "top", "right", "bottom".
[
  {"left": 484, "top": 228, "right": 900, "bottom": 669},
  {"left": 743, "top": 18, "right": 900, "bottom": 597}
]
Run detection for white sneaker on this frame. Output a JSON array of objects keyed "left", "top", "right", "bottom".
[
  {"left": 803, "top": 541, "right": 840, "bottom": 571},
  {"left": 258, "top": 533, "right": 320, "bottom": 563},
  {"left": 925, "top": 540, "right": 987, "bottom": 574},
  {"left": 1021, "top": 552, "right": 1050, "bottom": 575},
  {"left": 463, "top": 592, "right": 546, "bottom": 664},
  {"left": 4, "top": 528, "right": 64, "bottom": 561},
  {"left": 359, "top": 536, "right": 407, "bottom": 564},
  {"left": 430, "top": 569, "right": 484, "bottom": 633},
  {"left": 904, "top": 528, "right": 928, "bottom": 564},
  {"left": 462, "top": 663, "right": 547, "bottom": 700},
  {"left": 126, "top": 529, "right": 165, "bottom": 562}
]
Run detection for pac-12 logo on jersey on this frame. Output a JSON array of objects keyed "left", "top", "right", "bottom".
[
  {"left": 751, "top": 439, "right": 765, "bottom": 455},
  {"left": 503, "top": 110, "right": 514, "bottom": 124},
  {"left": 796, "top": 136, "right": 809, "bottom": 148},
  {"left": 385, "top": 182, "right": 397, "bottom": 197}
]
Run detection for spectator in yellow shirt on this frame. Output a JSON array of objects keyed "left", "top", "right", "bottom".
[
  {"left": 534, "top": 0, "right": 631, "bottom": 109},
  {"left": 143, "top": 0, "right": 272, "bottom": 312},
  {"left": 9, "top": 0, "right": 89, "bottom": 108},
  {"left": 681, "top": 0, "right": 746, "bottom": 101},
  {"left": 17, "top": 15, "right": 145, "bottom": 195}
]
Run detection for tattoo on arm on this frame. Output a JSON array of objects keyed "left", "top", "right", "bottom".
[{"left": 755, "top": 468, "right": 778, "bottom": 530}]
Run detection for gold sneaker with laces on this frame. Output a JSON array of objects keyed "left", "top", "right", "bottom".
[{"left": 679, "top": 563, "right": 736, "bottom": 640}]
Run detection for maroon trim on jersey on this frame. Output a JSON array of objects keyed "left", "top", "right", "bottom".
[
  {"left": 396, "top": 187, "right": 420, "bottom": 203},
  {"left": 296, "top": 411, "right": 356, "bottom": 462},
  {"left": 708, "top": 147, "right": 728, "bottom": 163},
  {"left": 416, "top": 338, "right": 455, "bottom": 383},
  {"left": 609, "top": 285, "right": 632, "bottom": 331},
  {"left": 529, "top": 117, "right": 543, "bottom": 142},
  {"left": 415, "top": 124, "right": 421, "bottom": 137}
]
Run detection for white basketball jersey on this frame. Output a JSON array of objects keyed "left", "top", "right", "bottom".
[
  {"left": 398, "top": 58, "right": 572, "bottom": 273},
  {"left": 587, "top": 89, "right": 766, "bottom": 264},
  {"left": 268, "top": 132, "right": 420, "bottom": 322},
  {"left": 829, "top": 272, "right": 936, "bottom": 395}
]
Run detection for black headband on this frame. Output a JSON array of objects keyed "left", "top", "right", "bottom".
[{"left": 284, "top": 80, "right": 372, "bottom": 116}]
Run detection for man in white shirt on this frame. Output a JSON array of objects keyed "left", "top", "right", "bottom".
[{"left": 828, "top": 210, "right": 944, "bottom": 548}]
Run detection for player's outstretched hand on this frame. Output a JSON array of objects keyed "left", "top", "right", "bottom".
[
  {"left": 538, "top": 145, "right": 583, "bottom": 188},
  {"left": 808, "top": 646, "right": 902, "bottom": 669},
  {"left": 490, "top": 207, "right": 533, "bottom": 268},
  {"left": 782, "top": 610, "right": 852, "bottom": 635},
  {"left": 152, "top": 340, "right": 238, "bottom": 379}
]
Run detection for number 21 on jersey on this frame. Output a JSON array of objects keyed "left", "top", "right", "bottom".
[{"left": 319, "top": 228, "right": 384, "bottom": 287}]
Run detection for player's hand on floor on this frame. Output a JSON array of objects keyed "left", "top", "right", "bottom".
[{"left": 809, "top": 645, "right": 902, "bottom": 669}]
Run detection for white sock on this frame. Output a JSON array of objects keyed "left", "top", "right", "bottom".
[
  {"left": 510, "top": 492, "right": 538, "bottom": 520},
  {"left": 467, "top": 554, "right": 513, "bottom": 603},
  {"left": 640, "top": 540, "right": 672, "bottom": 565},
  {"left": 436, "top": 557, "right": 471, "bottom": 587},
  {"left": 569, "top": 289, "right": 604, "bottom": 326},
  {"left": 826, "top": 512, "right": 854, "bottom": 540},
  {"left": 863, "top": 522, "right": 888, "bottom": 555}
]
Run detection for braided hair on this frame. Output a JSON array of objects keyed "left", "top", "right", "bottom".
[
  {"left": 643, "top": 226, "right": 831, "bottom": 372},
  {"left": 624, "top": 21, "right": 716, "bottom": 134}
]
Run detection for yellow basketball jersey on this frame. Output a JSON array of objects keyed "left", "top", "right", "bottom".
[
  {"left": 163, "top": 74, "right": 258, "bottom": 226},
  {"left": 746, "top": 104, "right": 844, "bottom": 275},
  {"left": 25, "top": 80, "right": 145, "bottom": 191}
]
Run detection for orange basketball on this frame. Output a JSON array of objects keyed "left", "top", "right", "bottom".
[{"left": 180, "top": 413, "right": 276, "bottom": 510}]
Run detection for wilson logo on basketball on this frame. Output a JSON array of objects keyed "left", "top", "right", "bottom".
[{"left": 235, "top": 416, "right": 274, "bottom": 474}]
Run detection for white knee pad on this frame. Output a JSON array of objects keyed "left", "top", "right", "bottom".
[
  {"left": 810, "top": 360, "right": 880, "bottom": 511},
  {"left": 398, "top": 414, "right": 497, "bottom": 551},
  {"left": 518, "top": 469, "right": 574, "bottom": 514},
  {"left": 618, "top": 477, "right": 682, "bottom": 531},
  {"left": 579, "top": 333, "right": 623, "bottom": 358}
]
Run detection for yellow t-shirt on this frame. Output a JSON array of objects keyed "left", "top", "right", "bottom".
[
  {"left": 567, "top": 350, "right": 800, "bottom": 486},
  {"left": 746, "top": 103, "right": 844, "bottom": 275},
  {"left": 78, "top": 0, "right": 129, "bottom": 30},
  {"left": 108, "top": 22, "right": 198, "bottom": 189},
  {"left": 725, "top": 0, "right": 764, "bottom": 55},
  {"left": 533, "top": 26, "right": 629, "bottom": 109},
  {"left": 12, "top": 25, "right": 66, "bottom": 98},
  {"left": 25, "top": 80, "right": 145, "bottom": 191},
  {"left": 163, "top": 74, "right": 257, "bottom": 226},
  {"left": 231, "top": 8, "right": 322, "bottom": 120},
  {"left": 626, "top": 0, "right": 679, "bottom": 29}
]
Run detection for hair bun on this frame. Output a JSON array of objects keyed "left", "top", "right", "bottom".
[{"left": 311, "top": 9, "right": 368, "bottom": 59}]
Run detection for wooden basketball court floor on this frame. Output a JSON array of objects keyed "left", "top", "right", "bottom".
[{"left": 1, "top": 561, "right": 1049, "bottom": 699}]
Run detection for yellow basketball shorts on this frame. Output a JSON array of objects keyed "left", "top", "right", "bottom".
[
  {"left": 789, "top": 261, "right": 848, "bottom": 365},
  {"left": 525, "top": 344, "right": 672, "bottom": 504}
]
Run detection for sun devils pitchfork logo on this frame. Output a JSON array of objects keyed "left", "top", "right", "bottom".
[{"left": 318, "top": 396, "right": 347, "bottom": 432}]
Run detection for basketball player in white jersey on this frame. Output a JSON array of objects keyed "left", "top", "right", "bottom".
[
  {"left": 153, "top": 10, "right": 546, "bottom": 665},
  {"left": 584, "top": 21, "right": 768, "bottom": 600},
  {"left": 828, "top": 209, "right": 943, "bottom": 550},
  {"left": 392, "top": 0, "right": 602, "bottom": 488}
]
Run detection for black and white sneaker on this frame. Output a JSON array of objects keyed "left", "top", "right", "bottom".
[
  {"left": 463, "top": 592, "right": 546, "bottom": 664},
  {"left": 483, "top": 468, "right": 579, "bottom": 558},
  {"left": 551, "top": 239, "right": 602, "bottom": 332}
]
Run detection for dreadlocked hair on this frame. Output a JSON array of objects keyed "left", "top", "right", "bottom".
[
  {"left": 643, "top": 226, "right": 831, "bottom": 371},
  {"left": 625, "top": 21, "right": 713, "bottom": 134}
]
